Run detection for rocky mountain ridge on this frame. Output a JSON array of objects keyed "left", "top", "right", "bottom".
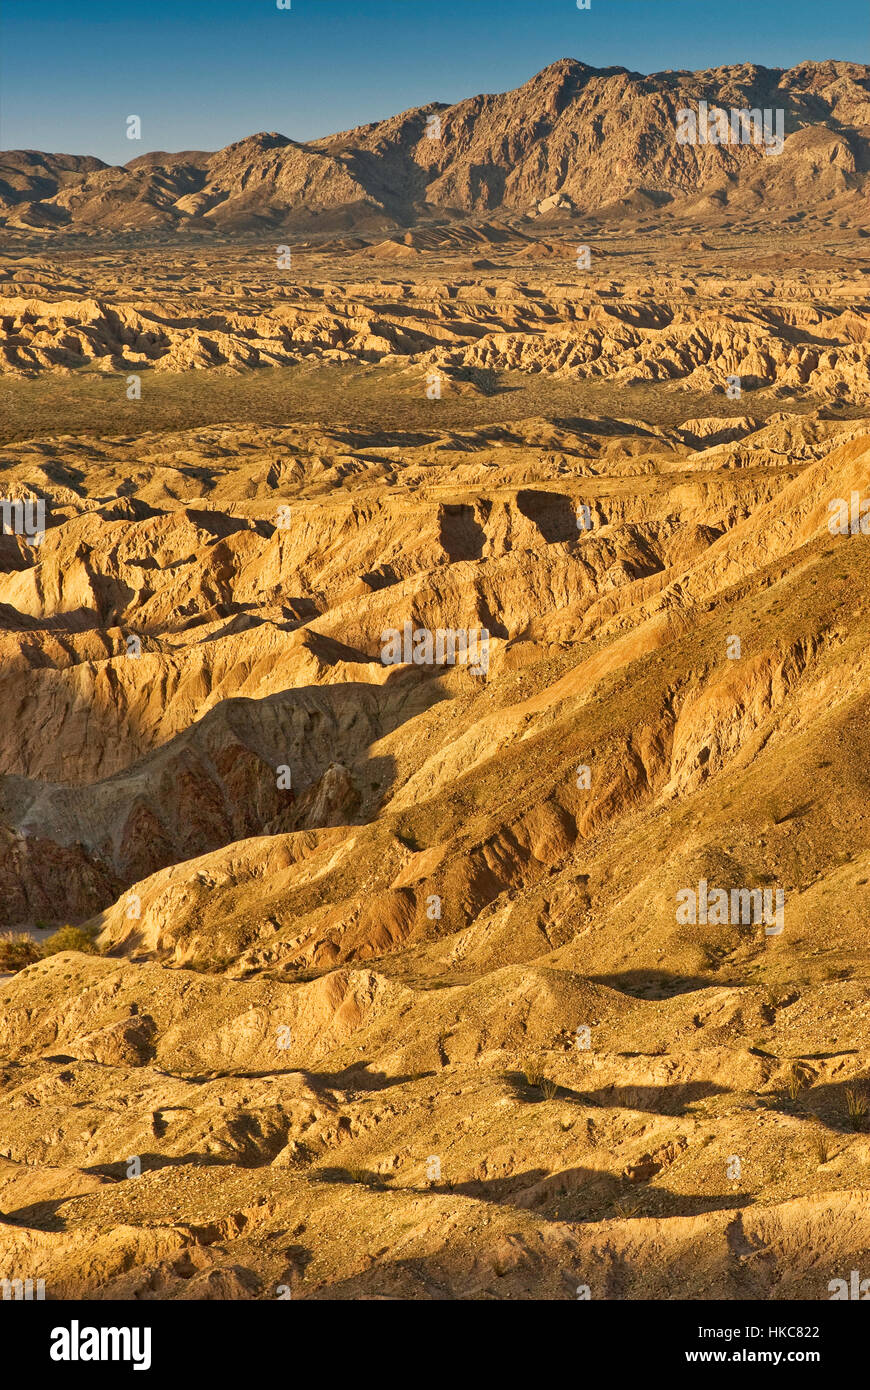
[{"left": 3, "top": 59, "right": 869, "bottom": 235}]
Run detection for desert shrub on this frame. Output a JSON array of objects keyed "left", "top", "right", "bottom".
[
  {"left": 612, "top": 1194, "right": 643, "bottom": 1219},
  {"left": 344, "top": 1166, "right": 388, "bottom": 1189},
  {"left": 811, "top": 1130, "right": 830, "bottom": 1165},
  {"left": 0, "top": 932, "right": 41, "bottom": 972},
  {"left": 844, "top": 1085, "right": 868, "bottom": 1131},
  {"left": 39, "top": 925, "right": 99, "bottom": 958},
  {"left": 786, "top": 1061, "right": 812, "bottom": 1101},
  {"left": 186, "top": 955, "right": 234, "bottom": 974},
  {"left": 520, "top": 1059, "right": 558, "bottom": 1098}
]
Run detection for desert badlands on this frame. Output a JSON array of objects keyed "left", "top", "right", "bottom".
[{"left": 0, "top": 51, "right": 869, "bottom": 1307}]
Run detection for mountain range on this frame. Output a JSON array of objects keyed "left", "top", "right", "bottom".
[{"left": 3, "top": 58, "right": 869, "bottom": 236}]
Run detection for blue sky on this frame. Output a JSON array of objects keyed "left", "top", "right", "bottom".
[{"left": 1, "top": 0, "right": 867, "bottom": 163}]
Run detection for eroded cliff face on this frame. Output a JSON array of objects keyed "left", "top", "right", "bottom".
[{"left": 1, "top": 181, "right": 869, "bottom": 1300}]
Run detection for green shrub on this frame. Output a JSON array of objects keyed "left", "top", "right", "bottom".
[{"left": 39, "top": 925, "right": 99, "bottom": 958}]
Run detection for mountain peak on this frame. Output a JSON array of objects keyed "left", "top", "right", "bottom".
[{"left": 220, "top": 131, "right": 292, "bottom": 157}]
